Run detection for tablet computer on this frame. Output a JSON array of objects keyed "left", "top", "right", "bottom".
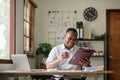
[{"left": 69, "top": 48, "right": 95, "bottom": 65}]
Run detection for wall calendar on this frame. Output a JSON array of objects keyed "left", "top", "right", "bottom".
[{"left": 48, "top": 10, "right": 77, "bottom": 46}]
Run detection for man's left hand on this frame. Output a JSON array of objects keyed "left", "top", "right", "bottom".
[{"left": 79, "top": 58, "right": 91, "bottom": 67}]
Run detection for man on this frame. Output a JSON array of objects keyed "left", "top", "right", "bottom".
[{"left": 45, "top": 28, "right": 91, "bottom": 80}]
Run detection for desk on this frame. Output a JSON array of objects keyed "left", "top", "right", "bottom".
[{"left": 0, "top": 70, "right": 113, "bottom": 80}]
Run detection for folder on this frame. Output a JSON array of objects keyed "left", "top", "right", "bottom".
[{"left": 69, "top": 48, "right": 95, "bottom": 65}]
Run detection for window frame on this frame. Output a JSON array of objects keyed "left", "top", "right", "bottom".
[
  {"left": 0, "top": 0, "right": 15, "bottom": 63},
  {"left": 24, "top": 0, "right": 37, "bottom": 57}
]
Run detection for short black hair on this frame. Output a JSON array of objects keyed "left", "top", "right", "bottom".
[{"left": 65, "top": 28, "right": 78, "bottom": 36}]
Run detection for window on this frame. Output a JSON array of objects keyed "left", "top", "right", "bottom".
[
  {"left": 24, "top": 0, "right": 37, "bottom": 56},
  {"left": 0, "top": 0, "right": 15, "bottom": 63}
]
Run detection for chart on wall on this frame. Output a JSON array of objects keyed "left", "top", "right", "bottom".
[{"left": 48, "top": 10, "right": 77, "bottom": 46}]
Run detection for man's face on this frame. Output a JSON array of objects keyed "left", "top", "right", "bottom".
[{"left": 64, "top": 31, "right": 77, "bottom": 49}]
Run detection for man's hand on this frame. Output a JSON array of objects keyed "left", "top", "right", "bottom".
[
  {"left": 79, "top": 58, "right": 91, "bottom": 67},
  {"left": 59, "top": 52, "right": 69, "bottom": 62}
]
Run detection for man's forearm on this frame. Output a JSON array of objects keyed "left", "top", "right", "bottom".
[{"left": 46, "top": 59, "right": 61, "bottom": 69}]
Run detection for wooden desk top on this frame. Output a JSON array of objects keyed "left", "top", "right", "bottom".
[{"left": 0, "top": 70, "right": 113, "bottom": 76}]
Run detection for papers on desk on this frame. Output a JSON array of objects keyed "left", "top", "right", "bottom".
[
  {"left": 31, "top": 69, "right": 46, "bottom": 72},
  {"left": 83, "top": 66, "right": 104, "bottom": 72},
  {"left": 47, "top": 69, "right": 82, "bottom": 72},
  {"left": 47, "top": 66, "right": 104, "bottom": 72},
  {"left": 47, "top": 69, "right": 58, "bottom": 72}
]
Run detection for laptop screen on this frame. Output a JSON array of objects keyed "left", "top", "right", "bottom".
[{"left": 11, "top": 54, "right": 31, "bottom": 71}]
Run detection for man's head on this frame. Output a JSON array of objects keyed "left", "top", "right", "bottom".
[{"left": 64, "top": 28, "right": 78, "bottom": 49}]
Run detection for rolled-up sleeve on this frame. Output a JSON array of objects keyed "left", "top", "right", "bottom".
[{"left": 45, "top": 47, "right": 59, "bottom": 63}]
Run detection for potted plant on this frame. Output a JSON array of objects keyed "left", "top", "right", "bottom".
[
  {"left": 35, "top": 43, "right": 52, "bottom": 68},
  {"left": 36, "top": 43, "right": 52, "bottom": 57}
]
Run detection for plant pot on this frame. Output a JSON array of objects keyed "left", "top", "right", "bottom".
[{"left": 42, "top": 57, "right": 47, "bottom": 64}]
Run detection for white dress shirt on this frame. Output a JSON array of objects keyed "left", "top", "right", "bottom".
[{"left": 46, "top": 44, "right": 80, "bottom": 70}]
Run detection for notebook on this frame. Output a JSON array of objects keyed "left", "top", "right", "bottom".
[
  {"left": 69, "top": 48, "right": 95, "bottom": 65},
  {"left": 11, "top": 54, "right": 31, "bottom": 71}
]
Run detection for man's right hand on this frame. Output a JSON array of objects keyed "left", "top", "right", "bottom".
[
  {"left": 46, "top": 52, "right": 69, "bottom": 69},
  {"left": 59, "top": 52, "right": 69, "bottom": 61}
]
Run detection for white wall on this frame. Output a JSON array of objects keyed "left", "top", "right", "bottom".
[
  {"left": 16, "top": 0, "right": 24, "bottom": 54},
  {"left": 34, "top": 0, "right": 120, "bottom": 48}
]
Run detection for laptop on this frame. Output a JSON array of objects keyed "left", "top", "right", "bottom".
[
  {"left": 11, "top": 54, "right": 31, "bottom": 71},
  {"left": 69, "top": 48, "right": 95, "bottom": 65}
]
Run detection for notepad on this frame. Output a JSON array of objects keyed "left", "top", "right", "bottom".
[{"left": 69, "top": 48, "right": 95, "bottom": 65}]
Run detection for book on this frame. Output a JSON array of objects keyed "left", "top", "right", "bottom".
[{"left": 69, "top": 48, "right": 95, "bottom": 65}]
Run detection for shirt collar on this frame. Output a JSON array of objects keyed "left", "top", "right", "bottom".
[{"left": 60, "top": 44, "right": 74, "bottom": 51}]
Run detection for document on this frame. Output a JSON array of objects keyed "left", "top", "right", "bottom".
[{"left": 84, "top": 66, "right": 104, "bottom": 72}]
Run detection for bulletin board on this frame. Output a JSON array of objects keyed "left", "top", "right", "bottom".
[{"left": 48, "top": 10, "right": 77, "bottom": 46}]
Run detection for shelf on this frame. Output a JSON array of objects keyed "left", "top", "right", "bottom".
[
  {"left": 77, "top": 38, "right": 104, "bottom": 41},
  {"left": 92, "top": 56, "right": 104, "bottom": 57},
  {"left": 77, "top": 38, "right": 105, "bottom": 58}
]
